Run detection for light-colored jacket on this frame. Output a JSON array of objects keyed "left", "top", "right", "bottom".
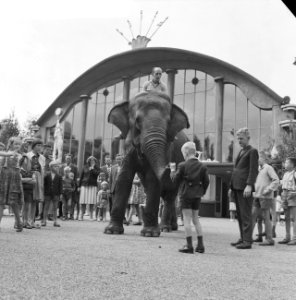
[{"left": 253, "top": 163, "right": 279, "bottom": 199}]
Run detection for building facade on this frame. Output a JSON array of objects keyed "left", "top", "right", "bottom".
[{"left": 37, "top": 47, "right": 286, "bottom": 217}]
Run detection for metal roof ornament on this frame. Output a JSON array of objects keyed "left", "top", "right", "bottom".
[{"left": 116, "top": 11, "right": 168, "bottom": 49}]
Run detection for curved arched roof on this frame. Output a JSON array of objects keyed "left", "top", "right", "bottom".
[{"left": 38, "top": 47, "right": 283, "bottom": 127}]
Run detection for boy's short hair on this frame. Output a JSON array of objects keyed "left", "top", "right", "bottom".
[
  {"left": 181, "top": 141, "right": 197, "bottom": 156},
  {"left": 287, "top": 157, "right": 296, "bottom": 167},
  {"left": 64, "top": 166, "right": 71, "bottom": 173},
  {"left": 101, "top": 181, "right": 108, "bottom": 186}
]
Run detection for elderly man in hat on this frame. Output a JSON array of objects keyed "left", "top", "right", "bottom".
[{"left": 42, "top": 160, "right": 63, "bottom": 227}]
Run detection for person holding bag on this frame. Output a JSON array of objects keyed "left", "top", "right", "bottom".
[{"left": 171, "top": 142, "right": 209, "bottom": 254}]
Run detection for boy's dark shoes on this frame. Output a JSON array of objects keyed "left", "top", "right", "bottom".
[
  {"left": 178, "top": 245, "right": 194, "bottom": 254},
  {"left": 230, "top": 239, "right": 243, "bottom": 246},
  {"left": 278, "top": 238, "right": 290, "bottom": 244},
  {"left": 195, "top": 246, "right": 205, "bottom": 253},
  {"left": 53, "top": 223, "right": 61, "bottom": 227},
  {"left": 196, "top": 236, "right": 205, "bottom": 253},
  {"left": 24, "top": 224, "right": 32, "bottom": 229},
  {"left": 236, "top": 242, "right": 252, "bottom": 249},
  {"left": 41, "top": 222, "right": 46, "bottom": 227}
]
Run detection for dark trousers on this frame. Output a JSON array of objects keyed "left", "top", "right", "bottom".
[
  {"left": 43, "top": 195, "right": 59, "bottom": 224},
  {"left": 233, "top": 189, "right": 253, "bottom": 243}
]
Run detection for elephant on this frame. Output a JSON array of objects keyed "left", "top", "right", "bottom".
[{"left": 104, "top": 91, "right": 190, "bottom": 237}]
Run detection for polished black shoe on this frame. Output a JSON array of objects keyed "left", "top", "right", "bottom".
[
  {"left": 278, "top": 238, "right": 291, "bottom": 244},
  {"left": 195, "top": 246, "right": 205, "bottom": 253},
  {"left": 179, "top": 245, "right": 194, "bottom": 254},
  {"left": 230, "top": 239, "right": 243, "bottom": 247},
  {"left": 236, "top": 242, "right": 252, "bottom": 249},
  {"left": 53, "top": 223, "right": 61, "bottom": 227}
]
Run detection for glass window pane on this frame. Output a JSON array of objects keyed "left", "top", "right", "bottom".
[
  {"left": 203, "top": 133, "right": 215, "bottom": 161},
  {"left": 260, "top": 109, "right": 273, "bottom": 128},
  {"left": 248, "top": 101, "right": 260, "bottom": 129},
  {"left": 174, "top": 70, "right": 185, "bottom": 95},
  {"left": 205, "top": 75, "right": 216, "bottom": 133},
  {"left": 222, "top": 131, "right": 235, "bottom": 163},
  {"left": 235, "top": 87, "right": 247, "bottom": 129},
  {"left": 115, "top": 81, "right": 124, "bottom": 103},
  {"left": 183, "top": 93, "right": 194, "bottom": 136},
  {"left": 185, "top": 69, "right": 195, "bottom": 94},
  {"left": 248, "top": 129, "right": 259, "bottom": 151},
  {"left": 174, "top": 94, "right": 184, "bottom": 109},
  {"left": 194, "top": 90, "right": 205, "bottom": 134},
  {"left": 223, "top": 84, "right": 236, "bottom": 131}
]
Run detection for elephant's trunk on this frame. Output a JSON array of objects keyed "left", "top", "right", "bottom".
[{"left": 142, "top": 128, "right": 168, "bottom": 181}]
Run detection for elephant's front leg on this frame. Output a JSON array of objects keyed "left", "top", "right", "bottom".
[
  {"left": 141, "top": 169, "right": 161, "bottom": 237},
  {"left": 104, "top": 150, "right": 136, "bottom": 235}
]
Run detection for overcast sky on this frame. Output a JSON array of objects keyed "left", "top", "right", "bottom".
[{"left": 0, "top": 0, "right": 295, "bottom": 126}]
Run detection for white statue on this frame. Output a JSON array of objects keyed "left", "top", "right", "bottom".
[{"left": 53, "top": 108, "right": 63, "bottom": 163}]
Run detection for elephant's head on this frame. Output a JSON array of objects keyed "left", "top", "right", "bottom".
[{"left": 108, "top": 91, "right": 189, "bottom": 181}]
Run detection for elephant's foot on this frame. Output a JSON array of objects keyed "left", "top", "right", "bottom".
[
  {"left": 104, "top": 222, "right": 124, "bottom": 235},
  {"left": 140, "top": 226, "right": 161, "bottom": 237},
  {"left": 160, "top": 224, "right": 172, "bottom": 232}
]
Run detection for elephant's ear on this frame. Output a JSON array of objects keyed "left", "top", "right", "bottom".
[
  {"left": 167, "top": 104, "right": 190, "bottom": 141},
  {"left": 108, "top": 102, "right": 130, "bottom": 138}
]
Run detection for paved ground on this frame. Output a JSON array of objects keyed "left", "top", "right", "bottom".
[{"left": 0, "top": 215, "right": 296, "bottom": 300}]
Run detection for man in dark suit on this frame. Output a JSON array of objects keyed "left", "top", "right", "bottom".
[
  {"left": 230, "top": 128, "right": 259, "bottom": 249},
  {"left": 109, "top": 154, "right": 123, "bottom": 214},
  {"left": 41, "top": 161, "right": 63, "bottom": 227}
]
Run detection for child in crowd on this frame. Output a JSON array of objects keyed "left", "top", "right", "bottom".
[
  {"left": 61, "top": 166, "right": 75, "bottom": 220},
  {"left": 97, "top": 172, "right": 107, "bottom": 191},
  {"left": 96, "top": 181, "right": 110, "bottom": 222},
  {"left": 42, "top": 161, "right": 63, "bottom": 227},
  {"left": 278, "top": 157, "right": 296, "bottom": 245},
  {"left": 171, "top": 142, "right": 209, "bottom": 254},
  {"left": 228, "top": 189, "right": 236, "bottom": 222},
  {"left": 252, "top": 151, "right": 279, "bottom": 246},
  {"left": 126, "top": 174, "right": 145, "bottom": 225}
]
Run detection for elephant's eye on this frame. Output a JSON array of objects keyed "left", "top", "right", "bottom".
[{"left": 135, "top": 117, "right": 141, "bottom": 130}]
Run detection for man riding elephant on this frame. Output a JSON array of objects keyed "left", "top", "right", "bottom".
[{"left": 104, "top": 91, "right": 189, "bottom": 237}]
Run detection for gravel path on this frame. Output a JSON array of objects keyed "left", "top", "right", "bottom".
[{"left": 1, "top": 216, "right": 296, "bottom": 300}]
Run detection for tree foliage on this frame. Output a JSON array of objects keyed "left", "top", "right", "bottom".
[{"left": 0, "top": 110, "right": 20, "bottom": 146}]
